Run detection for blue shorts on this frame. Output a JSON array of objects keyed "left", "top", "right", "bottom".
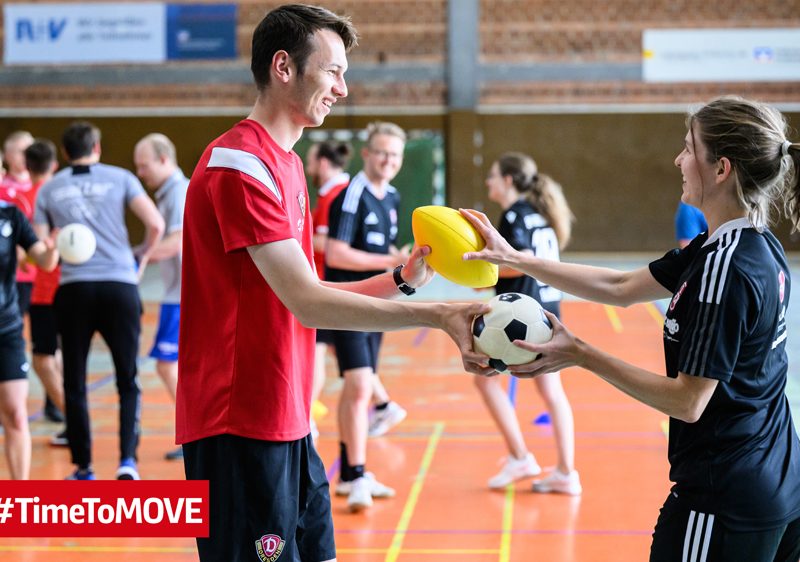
[{"left": 149, "top": 303, "right": 179, "bottom": 362}]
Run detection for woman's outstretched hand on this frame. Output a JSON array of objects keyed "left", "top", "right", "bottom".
[{"left": 459, "top": 209, "right": 520, "bottom": 267}]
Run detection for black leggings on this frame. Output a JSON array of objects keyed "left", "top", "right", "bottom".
[{"left": 55, "top": 282, "right": 142, "bottom": 468}]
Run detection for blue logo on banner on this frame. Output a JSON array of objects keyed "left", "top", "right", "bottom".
[
  {"left": 166, "top": 3, "right": 237, "bottom": 60},
  {"left": 16, "top": 18, "right": 67, "bottom": 41}
]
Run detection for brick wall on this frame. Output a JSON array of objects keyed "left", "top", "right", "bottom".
[{"left": 0, "top": 0, "right": 797, "bottom": 109}]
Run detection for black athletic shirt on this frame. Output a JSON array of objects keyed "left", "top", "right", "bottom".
[
  {"left": 649, "top": 217, "right": 800, "bottom": 531},
  {"left": 496, "top": 199, "right": 561, "bottom": 316},
  {"left": 326, "top": 171, "right": 400, "bottom": 283},
  {"left": 0, "top": 201, "right": 38, "bottom": 335}
]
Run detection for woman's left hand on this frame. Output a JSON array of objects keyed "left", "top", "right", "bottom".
[{"left": 506, "top": 310, "right": 584, "bottom": 378}]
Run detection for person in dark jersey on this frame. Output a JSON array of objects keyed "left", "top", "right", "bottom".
[
  {"left": 176, "top": 5, "right": 488, "bottom": 561},
  {"left": 476, "top": 152, "right": 581, "bottom": 494},
  {"left": 0, "top": 200, "right": 59, "bottom": 479},
  {"left": 462, "top": 96, "right": 800, "bottom": 561}
]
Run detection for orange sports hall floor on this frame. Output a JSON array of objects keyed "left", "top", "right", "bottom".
[{"left": 3, "top": 300, "right": 673, "bottom": 561}]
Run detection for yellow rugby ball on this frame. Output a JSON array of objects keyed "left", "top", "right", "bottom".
[{"left": 411, "top": 206, "right": 498, "bottom": 288}]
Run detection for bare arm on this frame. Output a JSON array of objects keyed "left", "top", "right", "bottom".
[
  {"left": 461, "top": 209, "right": 670, "bottom": 306},
  {"left": 325, "top": 238, "right": 404, "bottom": 272},
  {"left": 312, "top": 232, "right": 327, "bottom": 254},
  {"left": 144, "top": 230, "right": 182, "bottom": 263},
  {"left": 511, "top": 311, "right": 718, "bottom": 423},
  {"left": 24, "top": 227, "right": 59, "bottom": 272},
  {"left": 128, "top": 193, "right": 165, "bottom": 277},
  {"left": 247, "top": 239, "right": 492, "bottom": 375}
]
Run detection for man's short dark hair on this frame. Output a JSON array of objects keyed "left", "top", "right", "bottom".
[
  {"left": 24, "top": 138, "right": 57, "bottom": 175},
  {"left": 251, "top": 4, "right": 358, "bottom": 92},
  {"left": 62, "top": 121, "right": 101, "bottom": 160}
]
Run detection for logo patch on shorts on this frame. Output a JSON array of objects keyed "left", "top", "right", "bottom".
[{"left": 255, "top": 534, "right": 285, "bottom": 561}]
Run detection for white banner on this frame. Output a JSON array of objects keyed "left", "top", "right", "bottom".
[
  {"left": 4, "top": 3, "right": 166, "bottom": 65},
  {"left": 643, "top": 28, "right": 800, "bottom": 83}
]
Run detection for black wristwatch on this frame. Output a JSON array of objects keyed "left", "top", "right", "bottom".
[{"left": 393, "top": 264, "right": 416, "bottom": 296}]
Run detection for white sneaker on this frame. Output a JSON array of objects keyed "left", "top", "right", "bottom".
[
  {"left": 368, "top": 401, "right": 407, "bottom": 437},
  {"left": 488, "top": 453, "right": 542, "bottom": 489},
  {"left": 335, "top": 472, "right": 396, "bottom": 498},
  {"left": 532, "top": 469, "right": 582, "bottom": 495},
  {"left": 347, "top": 476, "right": 373, "bottom": 512}
]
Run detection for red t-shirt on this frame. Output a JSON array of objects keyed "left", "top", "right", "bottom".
[
  {"left": 311, "top": 173, "right": 349, "bottom": 279},
  {"left": 0, "top": 175, "right": 37, "bottom": 283},
  {"left": 28, "top": 179, "right": 60, "bottom": 304},
  {"left": 176, "top": 119, "right": 315, "bottom": 444}
]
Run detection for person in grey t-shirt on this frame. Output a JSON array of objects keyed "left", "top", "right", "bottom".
[
  {"left": 133, "top": 133, "right": 189, "bottom": 462},
  {"left": 33, "top": 121, "right": 164, "bottom": 481}
]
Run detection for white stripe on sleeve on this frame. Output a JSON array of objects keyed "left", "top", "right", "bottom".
[{"left": 207, "top": 147, "right": 282, "bottom": 203}]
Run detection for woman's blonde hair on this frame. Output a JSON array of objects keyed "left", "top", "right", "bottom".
[{"left": 689, "top": 96, "right": 799, "bottom": 231}]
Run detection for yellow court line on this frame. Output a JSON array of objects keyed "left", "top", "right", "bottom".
[
  {"left": 499, "top": 484, "right": 515, "bottom": 562},
  {"left": 385, "top": 421, "right": 444, "bottom": 562},
  {"left": 603, "top": 305, "right": 623, "bottom": 333},
  {"left": 644, "top": 302, "right": 665, "bottom": 327}
]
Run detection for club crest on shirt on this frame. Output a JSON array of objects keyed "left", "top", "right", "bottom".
[
  {"left": 0, "top": 220, "right": 11, "bottom": 238},
  {"left": 255, "top": 534, "right": 285, "bottom": 561},
  {"left": 669, "top": 281, "right": 687, "bottom": 311},
  {"left": 779, "top": 270, "right": 786, "bottom": 304}
]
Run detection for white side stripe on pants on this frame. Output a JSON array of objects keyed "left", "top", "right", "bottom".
[{"left": 682, "top": 510, "right": 715, "bottom": 562}]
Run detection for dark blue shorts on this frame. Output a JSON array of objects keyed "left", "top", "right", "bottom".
[
  {"left": 650, "top": 492, "right": 800, "bottom": 562},
  {"left": 316, "top": 328, "right": 334, "bottom": 345},
  {"left": 183, "top": 433, "right": 335, "bottom": 562},
  {"left": 332, "top": 330, "right": 383, "bottom": 376},
  {"left": 0, "top": 328, "right": 29, "bottom": 382}
]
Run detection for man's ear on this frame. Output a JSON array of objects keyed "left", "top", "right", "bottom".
[{"left": 272, "top": 50, "right": 293, "bottom": 84}]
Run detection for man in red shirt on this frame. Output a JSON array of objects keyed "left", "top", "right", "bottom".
[
  {"left": 177, "top": 5, "right": 489, "bottom": 561},
  {"left": 24, "top": 140, "right": 67, "bottom": 439},
  {"left": 306, "top": 140, "right": 352, "bottom": 440}
]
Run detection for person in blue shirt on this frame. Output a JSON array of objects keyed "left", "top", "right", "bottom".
[{"left": 675, "top": 201, "right": 708, "bottom": 248}]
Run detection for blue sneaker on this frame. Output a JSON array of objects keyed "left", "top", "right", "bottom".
[
  {"left": 116, "top": 458, "right": 140, "bottom": 480},
  {"left": 66, "top": 467, "right": 95, "bottom": 480}
]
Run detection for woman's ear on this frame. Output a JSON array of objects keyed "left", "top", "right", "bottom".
[{"left": 716, "top": 156, "right": 732, "bottom": 184}]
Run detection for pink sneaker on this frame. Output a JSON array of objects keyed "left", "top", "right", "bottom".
[
  {"left": 488, "top": 453, "right": 542, "bottom": 489},
  {"left": 532, "top": 469, "right": 582, "bottom": 495}
]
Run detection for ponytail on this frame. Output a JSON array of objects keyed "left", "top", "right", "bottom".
[
  {"left": 527, "top": 174, "right": 575, "bottom": 250},
  {"left": 781, "top": 142, "right": 800, "bottom": 231}
]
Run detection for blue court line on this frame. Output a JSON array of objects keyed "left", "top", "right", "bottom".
[
  {"left": 326, "top": 456, "right": 341, "bottom": 482},
  {"left": 412, "top": 327, "right": 429, "bottom": 347},
  {"left": 507, "top": 375, "right": 518, "bottom": 406}
]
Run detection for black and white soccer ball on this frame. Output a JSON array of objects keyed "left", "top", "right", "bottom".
[{"left": 472, "top": 293, "right": 553, "bottom": 372}]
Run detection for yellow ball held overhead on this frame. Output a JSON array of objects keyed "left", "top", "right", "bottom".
[{"left": 411, "top": 205, "right": 498, "bottom": 288}]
